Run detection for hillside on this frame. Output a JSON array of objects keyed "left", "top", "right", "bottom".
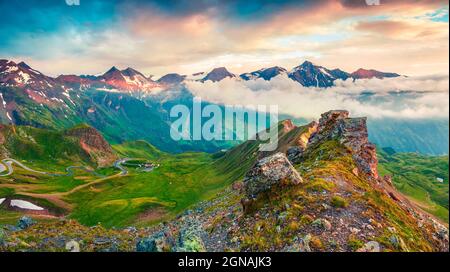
[
  {"left": 0, "top": 135, "right": 245, "bottom": 228},
  {"left": 0, "top": 124, "right": 116, "bottom": 167},
  {"left": 378, "top": 148, "right": 449, "bottom": 222},
  {"left": 1, "top": 110, "right": 447, "bottom": 252},
  {"left": 139, "top": 110, "right": 448, "bottom": 252}
]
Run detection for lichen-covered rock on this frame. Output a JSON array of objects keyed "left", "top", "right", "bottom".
[
  {"left": 65, "top": 240, "right": 80, "bottom": 252},
  {"left": 287, "top": 146, "right": 303, "bottom": 163},
  {"left": 176, "top": 227, "right": 206, "bottom": 252},
  {"left": 136, "top": 231, "right": 169, "bottom": 252},
  {"left": 17, "top": 216, "right": 35, "bottom": 230},
  {"left": 243, "top": 152, "right": 303, "bottom": 199}
]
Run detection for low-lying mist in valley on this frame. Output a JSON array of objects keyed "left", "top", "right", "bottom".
[{"left": 185, "top": 74, "right": 449, "bottom": 120}]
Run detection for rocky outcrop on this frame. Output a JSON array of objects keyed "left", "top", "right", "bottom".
[
  {"left": 281, "top": 119, "right": 296, "bottom": 133},
  {"left": 136, "top": 231, "right": 170, "bottom": 252},
  {"left": 17, "top": 216, "right": 35, "bottom": 230},
  {"left": 65, "top": 125, "right": 118, "bottom": 167},
  {"left": 308, "top": 110, "right": 379, "bottom": 180},
  {"left": 286, "top": 121, "right": 318, "bottom": 163},
  {"left": 243, "top": 153, "right": 303, "bottom": 200},
  {"left": 297, "top": 121, "right": 318, "bottom": 149}
]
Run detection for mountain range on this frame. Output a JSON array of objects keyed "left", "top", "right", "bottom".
[
  {"left": 1, "top": 59, "right": 447, "bottom": 156},
  {"left": 1, "top": 59, "right": 401, "bottom": 95}
]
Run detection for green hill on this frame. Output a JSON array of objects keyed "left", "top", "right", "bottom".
[
  {"left": 378, "top": 148, "right": 449, "bottom": 222},
  {"left": 0, "top": 124, "right": 91, "bottom": 165}
]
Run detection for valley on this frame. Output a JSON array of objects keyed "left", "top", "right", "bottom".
[
  {"left": 0, "top": 111, "right": 447, "bottom": 252},
  {"left": 0, "top": 131, "right": 248, "bottom": 227},
  {"left": 0, "top": 59, "right": 448, "bottom": 252}
]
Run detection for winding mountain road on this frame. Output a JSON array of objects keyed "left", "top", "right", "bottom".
[
  {"left": 0, "top": 157, "right": 134, "bottom": 211},
  {"left": 0, "top": 158, "right": 131, "bottom": 177},
  {"left": 0, "top": 158, "right": 47, "bottom": 176}
]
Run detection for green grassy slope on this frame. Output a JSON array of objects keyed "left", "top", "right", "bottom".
[
  {"left": 68, "top": 139, "right": 253, "bottom": 227},
  {"left": 378, "top": 148, "right": 449, "bottom": 222},
  {"left": 0, "top": 125, "right": 91, "bottom": 165}
]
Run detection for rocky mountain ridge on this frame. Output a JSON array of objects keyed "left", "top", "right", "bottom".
[
  {"left": 141, "top": 110, "right": 448, "bottom": 252},
  {"left": 116, "top": 110, "right": 446, "bottom": 253},
  {"left": 1, "top": 59, "right": 401, "bottom": 94}
]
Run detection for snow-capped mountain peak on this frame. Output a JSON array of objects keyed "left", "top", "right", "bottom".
[
  {"left": 240, "top": 66, "right": 287, "bottom": 81},
  {"left": 288, "top": 60, "right": 349, "bottom": 88}
]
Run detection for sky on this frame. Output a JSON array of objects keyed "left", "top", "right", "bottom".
[{"left": 0, "top": 0, "right": 448, "bottom": 78}]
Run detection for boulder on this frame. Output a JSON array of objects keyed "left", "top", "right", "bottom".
[
  {"left": 243, "top": 153, "right": 303, "bottom": 199},
  {"left": 17, "top": 216, "right": 35, "bottom": 230},
  {"left": 356, "top": 241, "right": 380, "bottom": 252},
  {"left": 176, "top": 227, "right": 206, "bottom": 252},
  {"left": 65, "top": 240, "right": 80, "bottom": 252},
  {"left": 382, "top": 175, "right": 393, "bottom": 186},
  {"left": 136, "top": 231, "right": 169, "bottom": 252},
  {"left": 287, "top": 146, "right": 303, "bottom": 163},
  {"left": 389, "top": 235, "right": 408, "bottom": 251}
]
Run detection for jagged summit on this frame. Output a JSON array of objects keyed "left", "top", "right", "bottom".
[{"left": 288, "top": 61, "right": 350, "bottom": 87}]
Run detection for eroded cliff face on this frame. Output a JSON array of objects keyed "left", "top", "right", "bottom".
[{"left": 65, "top": 125, "right": 118, "bottom": 167}]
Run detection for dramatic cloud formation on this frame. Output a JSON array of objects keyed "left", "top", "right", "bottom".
[
  {"left": 0, "top": 0, "right": 448, "bottom": 76},
  {"left": 185, "top": 75, "right": 449, "bottom": 120}
]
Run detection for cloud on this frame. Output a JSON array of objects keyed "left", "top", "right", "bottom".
[
  {"left": 0, "top": 0, "right": 448, "bottom": 77},
  {"left": 184, "top": 75, "right": 449, "bottom": 120}
]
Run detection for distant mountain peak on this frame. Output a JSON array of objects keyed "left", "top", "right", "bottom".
[
  {"left": 122, "top": 67, "right": 141, "bottom": 75},
  {"left": 157, "top": 73, "right": 186, "bottom": 85},
  {"left": 351, "top": 68, "right": 400, "bottom": 79},
  {"left": 288, "top": 60, "right": 349, "bottom": 87},
  {"left": 240, "top": 66, "right": 287, "bottom": 81},
  {"left": 202, "top": 67, "right": 236, "bottom": 82},
  {"left": 103, "top": 66, "right": 121, "bottom": 76},
  {"left": 17, "top": 61, "right": 32, "bottom": 70},
  {"left": 300, "top": 60, "right": 314, "bottom": 67},
  {"left": 0, "top": 59, "right": 56, "bottom": 92},
  {"left": 108, "top": 66, "right": 119, "bottom": 72}
]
